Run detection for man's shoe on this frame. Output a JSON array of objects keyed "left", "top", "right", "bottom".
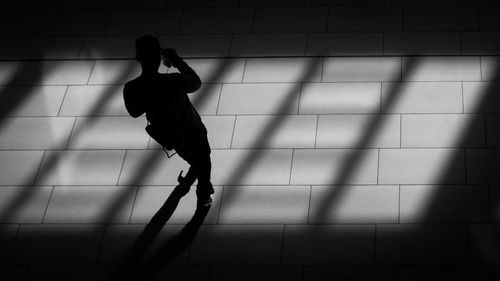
[
  {"left": 197, "top": 195, "right": 212, "bottom": 208},
  {"left": 196, "top": 183, "right": 214, "bottom": 208}
]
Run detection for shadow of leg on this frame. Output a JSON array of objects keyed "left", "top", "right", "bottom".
[
  {"left": 108, "top": 182, "right": 192, "bottom": 280},
  {"left": 139, "top": 206, "right": 211, "bottom": 280}
]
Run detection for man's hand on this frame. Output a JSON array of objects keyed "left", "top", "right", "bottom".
[{"left": 162, "top": 48, "right": 182, "bottom": 68}]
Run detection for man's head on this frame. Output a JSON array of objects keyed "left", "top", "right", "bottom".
[{"left": 135, "top": 35, "right": 161, "bottom": 73}]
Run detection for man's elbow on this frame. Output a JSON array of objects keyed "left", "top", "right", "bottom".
[
  {"left": 129, "top": 110, "right": 143, "bottom": 118},
  {"left": 192, "top": 80, "right": 202, "bottom": 92},
  {"left": 186, "top": 79, "right": 202, "bottom": 94}
]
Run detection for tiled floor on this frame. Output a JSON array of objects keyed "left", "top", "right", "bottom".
[{"left": 1, "top": 1, "right": 500, "bottom": 280}]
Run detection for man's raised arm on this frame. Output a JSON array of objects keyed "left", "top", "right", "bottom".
[{"left": 163, "top": 48, "right": 202, "bottom": 93}]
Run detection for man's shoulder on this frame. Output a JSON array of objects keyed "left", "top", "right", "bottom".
[
  {"left": 124, "top": 77, "right": 146, "bottom": 95},
  {"left": 124, "top": 77, "right": 140, "bottom": 89}
]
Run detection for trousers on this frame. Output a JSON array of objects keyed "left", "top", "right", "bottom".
[{"left": 175, "top": 132, "right": 212, "bottom": 196}]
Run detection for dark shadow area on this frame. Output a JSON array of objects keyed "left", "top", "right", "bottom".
[{"left": 107, "top": 184, "right": 209, "bottom": 281}]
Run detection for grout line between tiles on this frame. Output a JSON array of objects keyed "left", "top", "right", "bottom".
[
  {"left": 56, "top": 85, "right": 70, "bottom": 117},
  {"left": 216, "top": 185, "right": 225, "bottom": 224},
  {"left": 41, "top": 186, "right": 55, "bottom": 224},
  {"left": 127, "top": 186, "right": 140, "bottom": 224}
]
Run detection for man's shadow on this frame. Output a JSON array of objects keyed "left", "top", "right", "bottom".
[{"left": 109, "top": 176, "right": 210, "bottom": 280}]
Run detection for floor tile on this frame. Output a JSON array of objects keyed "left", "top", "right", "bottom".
[
  {"left": 481, "top": 56, "right": 500, "bottom": 82},
  {"left": 185, "top": 58, "right": 245, "bottom": 83},
  {"left": 307, "top": 33, "right": 382, "bottom": 56},
  {"left": 381, "top": 82, "right": 463, "bottom": 113},
  {"left": 308, "top": 185, "right": 399, "bottom": 224},
  {"left": 232, "top": 115, "right": 317, "bottom": 148},
  {"left": 44, "top": 186, "right": 136, "bottom": 224},
  {"left": 470, "top": 224, "right": 500, "bottom": 265},
  {"left": 169, "top": 0, "right": 237, "bottom": 7},
  {"left": 98, "top": 224, "right": 188, "bottom": 265},
  {"left": 384, "top": 32, "right": 460, "bottom": 55},
  {"left": 404, "top": 5, "right": 477, "bottom": 31},
  {"left": 486, "top": 115, "right": 500, "bottom": 147},
  {"left": 282, "top": 225, "right": 375, "bottom": 265},
  {"left": 11, "top": 224, "right": 105, "bottom": 264},
  {"left": 118, "top": 150, "right": 189, "bottom": 186},
  {"left": 0, "top": 12, "right": 38, "bottom": 36},
  {"left": 401, "top": 114, "right": 485, "bottom": 147},
  {"left": 253, "top": 7, "right": 327, "bottom": 33},
  {"left": 478, "top": 5, "right": 500, "bottom": 31},
  {"left": 107, "top": 10, "right": 181, "bottom": 35},
  {"left": 79, "top": 36, "right": 136, "bottom": 59},
  {"left": 14, "top": 61, "right": 94, "bottom": 86},
  {"left": 211, "top": 149, "right": 293, "bottom": 185},
  {"left": 376, "top": 224, "right": 468, "bottom": 265},
  {"left": 243, "top": 58, "right": 323, "bottom": 83},
  {"left": 27, "top": 265, "right": 111, "bottom": 281},
  {"left": 218, "top": 185, "right": 310, "bottom": 224},
  {"left": 230, "top": 34, "right": 306, "bottom": 57},
  {"left": 463, "top": 82, "right": 500, "bottom": 113},
  {"left": 37, "top": 11, "right": 109, "bottom": 35},
  {"left": 0, "top": 62, "right": 20, "bottom": 85},
  {"left": 328, "top": 6, "right": 401, "bottom": 31},
  {"left": 322, "top": 57, "right": 401, "bottom": 82},
  {"left": 299, "top": 82, "right": 381, "bottom": 114},
  {"left": 210, "top": 266, "right": 302, "bottom": 281},
  {"left": 68, "top": 117, "right": 149, "bottom": 149},
  {"left": 35, "top": 150, "right": 125, "bottom": 186},
  {"left": 0, "top": 151, "right": 44, "bottom": 185},
  {"left": 218, "top": 83, "right": 300, "bottom": 115},
  {"left": 467, "top": 149, "right": 500, "bottom": 184},
  {"left": 0, "top": 225, "right": 19, "bottom": 263},
  {"left": 290, "top": 149, "right": 379, "bottom": 185},
  {"left": 161, "top": 34, "right": 232, "bottom": 58},
  {"left": 462, "top": 32, "right": 500, "bottom": 55},
  {"left": 59, "top": 85, "right": 128, "bottom": 117},
  {"left": 379, "top": 149, "right": 465, "bottom": 184},
  {"left": 304, "top": 267, "right": 397, "bottom": 281},
  {"left": 190, "top": 225, "right": 283, "bottom": 265},
  {"left": 88, "top": 60, "right": 140, "bottom": 85},
  {"left": 7, "top": 37, "right": 84, "bottom": 60},
  {"left": 0, "top": 186, "right": 53, "bottom": 223},
  {"left": 316, "top": 114, "right": 400, "bottom": 148},
  {"left": 189, "top": 83, "right": 222, "bottom": 115},
  {"left": 400, "top": 185, "right": 489, "bottom": 223},
  {"left": 179, "top": 8, "right": 254, "bottom": 34},
  {"left": 0, "top": 86, "right": 67, "bottom": 117},
  {"left": 0, "top": 117, "right": 75, "bottom": 149},
  {"left": 402, "top": 56, "right": 481, "bottom": 82}
]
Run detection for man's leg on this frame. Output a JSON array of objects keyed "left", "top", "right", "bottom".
[{"left": 192, "top": 134, "right": 213, "bottom": 207}]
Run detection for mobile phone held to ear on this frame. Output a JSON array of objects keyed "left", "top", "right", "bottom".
[{"left": 162, "top": 48, "right": 180, "bottom": 68}]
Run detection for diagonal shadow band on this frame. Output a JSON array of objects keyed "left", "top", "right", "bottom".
[
  {"left": 310, "top": 56, "right": 419, "bottom": 223},
  {"left": 107, "top": 183, "right": 194, "bottom": 280}
]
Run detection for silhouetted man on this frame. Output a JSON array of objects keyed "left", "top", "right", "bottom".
[{"left": 123, "top": 35, "right": 214, "bottom": 207}]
